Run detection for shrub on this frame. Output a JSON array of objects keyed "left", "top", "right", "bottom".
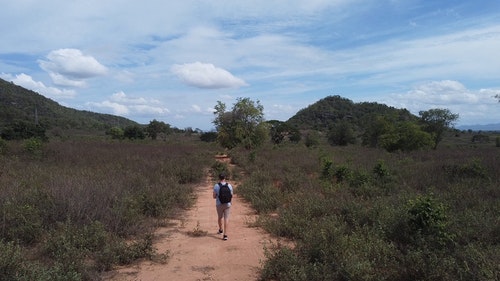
[
  {"left": 443, "top": 158, "right": 488, "bottom": 180},
  {"left": 406, "top": 194, "right": 455, "bottom": 248},
  {"left": 0, "top": 241, "right": 24, "bottom": 280},
  {"left": 0, "top": 137, "right": 7, "bottom": 155},
  {"left": 1, "top": 200, "right": 44, "bottom": 245},
  {"left": 23, "top": 137, "right": 44, "bottom": 157}
]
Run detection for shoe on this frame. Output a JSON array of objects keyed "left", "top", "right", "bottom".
[
  {"left": 223, "top": 235, "right": 228, "bottom": 240},
  {"left": 218, "top": 229, "right": 223, "bottom": 234}
]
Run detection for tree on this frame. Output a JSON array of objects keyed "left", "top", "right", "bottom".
[
  {"left": 419, "top": 108, "right": 459, "bottom": 149},
  {"left": 145, "top": 119, "right": 171, "bottom": 140},
  {"left": 106, "top": 126, "right": 124, "bottom": 140},
  {"left": 123, "top": 125, "right": 145, "bottom": 140},
  {"left": 327, "top": 121, "right": 356, "bottom": 146},
  {"left": 379, "top": 122, "right": 434, "bottom": 152},
  {"left": 213, "top": 97, "right": 267, "bottom": 149}
]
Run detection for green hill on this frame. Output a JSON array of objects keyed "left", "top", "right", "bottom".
[
  {"left": 0, "top": 78, "right": 138, "bottom": 133},
  {"left": 286, "top": 95, "right": 416, "bottom": 131}
]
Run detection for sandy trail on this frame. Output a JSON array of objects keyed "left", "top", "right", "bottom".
[{"left": 103, "top": 158, "right": 272, "bottom": 281}]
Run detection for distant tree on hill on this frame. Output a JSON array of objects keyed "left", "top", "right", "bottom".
[
  {"left": 124, "top": 125, "right": 145, "bottom": 140},
  {"left": 213, "top": 97, "right": 268, "bottom": 149},
  {"left": 0, "top": 121, "right": 47, "bottom": 141},
  {"left": 379, "top": 122, "right": 434, "bottom": 152},
  {"left": 145, "top": 119, "right": 171, "bottom": 140},
  {"left": 267, "top": 120, "right": 300, "bottom": 144},
  {"left": 327, "top": 120, "right": 356, "bottom": 146},
  {"left": 106, "top": 126, "right": 124, "bottom": 139},
  {"left": 419, "top": 108, "right": 459, "bottom": 149}
]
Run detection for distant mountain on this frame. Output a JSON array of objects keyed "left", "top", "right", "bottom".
[
  {"left": 457, "top": 123, "right": 500, "bottom": 131},
  {"left": 0, "top": 78, "right": 137, "bottom": 131},
  {"left": 286, "top": 95, "right": 417, "bottom": 131}
]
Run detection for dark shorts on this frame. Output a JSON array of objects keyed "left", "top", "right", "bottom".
[{"left": 216, "top": 203, "right": 231, "bottom": 219}]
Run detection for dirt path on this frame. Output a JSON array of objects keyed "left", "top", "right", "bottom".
[{"left": 103, "top": 157, "right": 273, "bottom": 281}]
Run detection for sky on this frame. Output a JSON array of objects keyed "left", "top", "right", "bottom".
[{"left": 1, "top": 0, "right": 499, "bottom": 131}]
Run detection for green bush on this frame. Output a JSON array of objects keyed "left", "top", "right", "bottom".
[
  {"left": 1, "top": 200, "right": 44, "bottom": 244},
  {"left": 0, "top": 137, "right": 7, "bottom": 155},
  {"left": 443, "top": 158, "right": 488, "bottom": 180},
  {"left": 0, "top": 241, "right": 24, "bottom": 280},
  {"left": 23, "top": 137, "right": 44, "bottom": 157}
]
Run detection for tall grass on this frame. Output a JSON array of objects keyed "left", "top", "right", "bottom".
[
  {"left": 235, "top": 140, "right": 499, "bottom": 281},
  {"left": 0, "top": 137, "right": 217, "bottom": 280}
]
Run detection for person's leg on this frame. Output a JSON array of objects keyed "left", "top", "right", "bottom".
[
  {"left": 216, "top": 205, "right": 224, "bottom": 233},
  {"left": 223, "top": 205, "right": 231, "bottom": 240}
]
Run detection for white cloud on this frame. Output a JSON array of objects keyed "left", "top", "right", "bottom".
[
  {"left": 384, "top": 80, "right": 500, "bottom": 125},
  {"left": 87, "top": 91, "right": 169, "bottom": 117},
  {"left": 1, "top": 73, "right": 76, "bottom": 98},
  {"left": 39, "top": 48, "right": 108, "bottom": 87},
  {"left": 87, "top": 100, "right": 130, "bottom": 116},
  {"left": 171, "top": 62, "right": 247, "bottom": 89}
]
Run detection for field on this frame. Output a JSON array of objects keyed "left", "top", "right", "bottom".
[{"left": 0, "top": 131, "right": 498, "bottom": 281}]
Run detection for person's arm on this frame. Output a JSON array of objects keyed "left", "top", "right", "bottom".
[{"left": 213, "top": 184, "right": 218, "bottom": 199}]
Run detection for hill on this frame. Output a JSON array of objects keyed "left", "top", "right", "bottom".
[
  {"left": 0, "top": 78, "right": 137, "bottom": 132},
  {"left": 286, "top": 95, "right": 416, "bottom": 131}
]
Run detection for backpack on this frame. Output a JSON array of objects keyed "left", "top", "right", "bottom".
[{"left": 218, "top": 182, "right": 232, "bottom": 204}]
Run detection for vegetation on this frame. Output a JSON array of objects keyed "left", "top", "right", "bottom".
[
  {"left": 0, "top": 136, "right": 217, "bottom": 280},
  {"left": 1, "top": 81, "right": 498, "bottom": 280},
  {"left": 232, "top": 132, "right": 499, "bottom": 281},
  {"left": 419, "top": 108, "right": 459, "bottom": 149},
  {"left": 0, "top": 78, "right": 137, "bottom": 135},
  {"left": 213, "top": 97, "right": 268, "bottom": 149}
]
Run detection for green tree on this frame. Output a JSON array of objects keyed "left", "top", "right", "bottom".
[
  {"left": 145, "top": 119, "right": 171, "bottom": 140},
  {"left": 1, "top": 121, "right": 47, "bottom": 140},
  {"left": 419, "top": 108, "right": 459, "bottom": 149},
  {"left": 213, "top": 97, "right": 267, "bottom": 149},
  {"left": 327, "top": 121, "right": 356, "bottom": 146},
  {"left": 379, "top": 122, "right": 434, "bottom": 152},
  {"left": 106, "top": 126, "right": 124, "bottom": 140},
  {"left": 362, "top": 115, "right": 395, "bottom": 147},
  {"left": 123, "top": 125, "right": 145, "bottom": 140}
]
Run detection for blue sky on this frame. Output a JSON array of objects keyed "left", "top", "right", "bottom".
[{"left": 1, "top": 0, "right": 499, "bottom": 131}]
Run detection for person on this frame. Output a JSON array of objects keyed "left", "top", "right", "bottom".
[{"left": 213, "top": 173, "right": 233, "bottom": 240}]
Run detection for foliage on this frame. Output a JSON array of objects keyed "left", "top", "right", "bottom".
[
  {"left": 213, "top": 97, "right": 267, "bottom": 149},
  {"left": 0, "top": 78, "right": 137, "bottom": 133},
  {"left": 0, "top": 137, "right": 8, "bottom": 155},
  {"left": 406, "top": 194, "right": 454, "bottom": 247},
  {"left": 0, "top": 138, "right": 215, "bottom": 280},
  {"left": 419, "top": 108, "right": 459, "bottom": 149},
  {"left": 145, "top": 119, "right": 171, "bottom": 140},
  {"left": 199, "top": 131, "right": 218, "bottom": 142},
  {"left": 1, "top": 121, "right": 47, "bottom": 140},
  {"left": 105, "top": 126, "right": 124, "bottom": 139},
  {"left": 232, "top": 138, "right": 499, "bottom": 281},
  {"left": 268, "top": 120, "right": 301, "bottom": 144},
  {"left": 327, "top": 120, "right": 356, "bottom": 146},
  {"left": 286, "top": 95, "right": 415, "bottom": 133},
  {"left": 378, "top": 121, "right": 434, "bottom": 152},
  {"left": 304, "top": 131, "right": 321, "bottom": 147},
  {"left": 123, "top": 125, "right": 146, "bottom": 140}
]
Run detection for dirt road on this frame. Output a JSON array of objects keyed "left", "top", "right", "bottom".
[{"left": 103, "top": 159, "right": 272, "bottom": 281}]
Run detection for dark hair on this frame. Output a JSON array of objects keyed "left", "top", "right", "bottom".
[{"left": 218, "top": 173, "right": 226, "bottom": 180}]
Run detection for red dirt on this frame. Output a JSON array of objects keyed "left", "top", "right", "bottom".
[{"left": 102, "top": 158, "right": 274, "bottom": 281}]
